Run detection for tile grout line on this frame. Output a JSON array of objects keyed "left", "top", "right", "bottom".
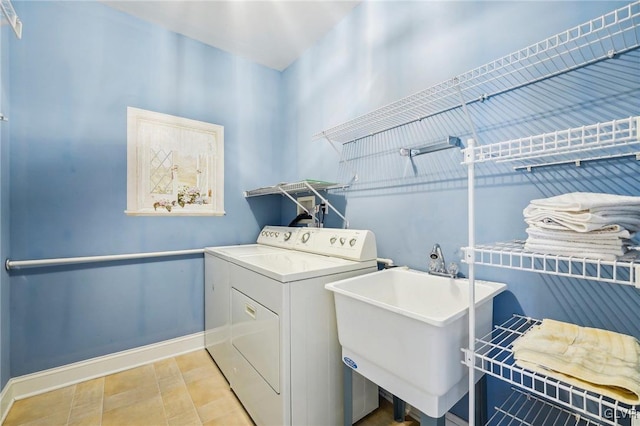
[
  {"left": 151, "top": 359, "right": 170, "bottom": 426},
  {"left": 98, "top": 377, "right": 105, "bottom": 426},
  {"left": 176, "top": 356, "right": 205, "bottom": 425},
  {"left": 64, "top": 384, "right": 77, "bottom": 426}
]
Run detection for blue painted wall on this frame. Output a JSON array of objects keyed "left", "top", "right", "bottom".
[
  {"left": 4, "top": 1, "right": 640, "bottom": 422},
  {"left": 8, "top": 1, "right": 282, "bottom": 376},
  {"left": 1, "top": 20, "right": 11, "bottom": 388},
  {"left": 281, "top": 0, "right": 640, "bottom": 420}
]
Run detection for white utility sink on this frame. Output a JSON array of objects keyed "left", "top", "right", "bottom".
[{"left": 325, "top": 267, "right": 506, "bottom": 418}]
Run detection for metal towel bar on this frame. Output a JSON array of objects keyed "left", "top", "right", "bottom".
[{"left": 5, "top": 249, "right": 205, "bottom": 271}]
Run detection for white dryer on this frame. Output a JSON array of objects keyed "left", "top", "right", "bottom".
[{"left": 205, "top": 226, "right": 379, "bottom": 425}]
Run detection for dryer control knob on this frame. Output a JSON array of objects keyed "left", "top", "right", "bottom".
[
  {"left": 284, "top": 232, "right": 292, "bottom": 241},
  {"left": 330, "top": 237, "right": 337, "bottom": 245},
  {"left": 339, "top": 237, "right": 346, "bottom": 246},
  {"left": 302, "top": 232, "right": 310, "bottom": 243},
  {"left": 349, "top": 238, "right": 357, "bottom": 247}
]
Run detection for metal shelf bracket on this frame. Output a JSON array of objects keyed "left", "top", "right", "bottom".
[{"left": 399, "top": 136, "right": 463, "bottom": 157}]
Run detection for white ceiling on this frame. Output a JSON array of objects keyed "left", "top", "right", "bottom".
[{"left": 102, "top": 1, "right": 361, "bottom": 71}]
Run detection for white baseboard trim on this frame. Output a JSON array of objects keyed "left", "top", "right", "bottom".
[
  {"left": 0, "top": 378, "right": 15, "bottom": 426},
  {"left": 0, "top": 331, "right": 205, "bottom": 423},
  {"left": 378, "top": 388, "right": 469, "bottom": 426},
  {"left": 445, "top": 412, "right": 469, "bottom": 426}
]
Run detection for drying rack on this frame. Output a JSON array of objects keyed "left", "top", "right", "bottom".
[
  {"left": 243, "top": 180, "right": 350, "bottom": 228},
  {"left": 312, "top": 1, "right": 640, "bottom": 425}
]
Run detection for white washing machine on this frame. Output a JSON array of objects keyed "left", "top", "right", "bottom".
[{"left": 205, "top": 226, "right": 379, "bottom": 425}]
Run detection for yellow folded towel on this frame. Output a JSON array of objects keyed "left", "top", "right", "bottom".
[{"left": 512, "top": 318, "right": 640, "bottom": 404}]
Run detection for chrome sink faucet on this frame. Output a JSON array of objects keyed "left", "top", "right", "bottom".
[{"left": 428, "top": 244, "right": 459, "bottom": 278}]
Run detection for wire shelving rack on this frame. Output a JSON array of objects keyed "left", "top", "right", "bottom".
[
  {"left": 243, "top": 180, "right": 350, "bottom": 228},
  {"left": 463, "top": 116, "right": 640, "bottom": 422},
  {"left": 466, "top": 241, "right": 640, "bottom": 288},
  {"left": 242, "top": 180, "right": 347, "bottom": 197},
  {"left": 1, "top": 0, "right": 22, "bottom": 39},
  {"left": 455, "top": 2, "right": 640, "bottom": 422},
  {"left": 488, "top": 387, "right": 603, "bottom": 426},
  {"left": 473, "top": 315, "right": 635, "bottom": 426},
  {"left": 313, "top": 2, "right": 640, "bottom": 145},
  {"left": 309, "top": 1, "right": 640, "bottom": 424},
  {"left": 463, "top": 116, "right": 640, "bottom": 171}
]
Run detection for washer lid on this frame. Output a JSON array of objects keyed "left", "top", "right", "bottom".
[
  {"left": 232, "top": 251, "right": 373, "bottom": 282},
  {"left": 205, "top": 244, "right": 284, "bottom": 262}
]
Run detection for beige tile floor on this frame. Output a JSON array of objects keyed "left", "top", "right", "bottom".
[{"left": 2, "top": 350, "right": 415, "bottom": 426}]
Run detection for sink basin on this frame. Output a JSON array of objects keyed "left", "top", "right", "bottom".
[{"left": 325, "top": 267, "right": 506, "bottom": 418}]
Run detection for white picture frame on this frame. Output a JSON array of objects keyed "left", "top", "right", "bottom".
[{"left": 125, "top": 107, "right": 224, "bottom": 216}]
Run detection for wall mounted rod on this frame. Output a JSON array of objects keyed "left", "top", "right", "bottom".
[
  {"left": 399, "top": 136, "right": 463, "bottom": 157},
  {"left": 5, "top": 248, "right": 205, "bottom": 271}
]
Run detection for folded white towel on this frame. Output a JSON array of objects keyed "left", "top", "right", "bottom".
[
  {"left": 529, "top": 192, "right": 640, "bottom": 212},
  {"left": 526, "top": 236, "right": 629, "bottom": 249},
  {"left": 524, "top": 206, "right": 640, "bottom": 222},
  {"left": 512, "top": 319, "right": 640, "bottom": 405},
  {"left": 523, "top": 208, "right": 640, "bottom": 233},
  {"left": 526, "top": 226, "right": 633, "bottom": 241},
  {"left": 523, "top": 192, "right": 640, "bottom": 258},
  {"left": 523, "top": 242, "right": 627, "bottom": 260},
  {"left": 524, "top": 192, "right": 640, "bottom": 233}
]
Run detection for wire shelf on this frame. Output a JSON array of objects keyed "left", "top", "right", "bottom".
[
  {"left": 462, "top": 116, "right": 640, "bottom": 170},
  {"left": 465, "top": 242, "right": 640, "bottom": 287},
  {"left": 242, "top": 180, "right": 348, "bottom": 198},
  {"left": 488, "top": 388, "right": 602, "bottom": 426},
  {"left": 313, "top": 2, "right": 640, "bottom": 145},
  {"left": 0, "top": 0, "right": 22, "bottom": 39},
  {"left": 472, "top": 315, "right": 637, "bottom": 426}
]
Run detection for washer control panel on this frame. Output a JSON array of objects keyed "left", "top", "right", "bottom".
[
  {"left": 257, "top": 226, "right": 377, "bottom": 261},
  {"left": 257, "top": 226, "right": 299, "bottom": 249}
]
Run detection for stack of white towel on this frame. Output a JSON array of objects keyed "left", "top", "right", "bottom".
[{"left": 523, "top": 192, "right": 640, "bottom": 260}]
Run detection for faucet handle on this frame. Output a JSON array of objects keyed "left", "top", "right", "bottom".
[{"left": 447, "top": 262, "right": 459, "bottom": 278}]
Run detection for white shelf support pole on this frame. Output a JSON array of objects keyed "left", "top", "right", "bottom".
[
  {"left": 466, "top": 138, "right": 477, "bottom": 426},
  {"left": 457, "top": 77, "right": 480, "bottom": 426}
]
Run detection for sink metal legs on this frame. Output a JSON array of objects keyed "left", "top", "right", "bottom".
[
  {"left": 419, "top": 412, "right": 446, "bottom": 426},
  {"left": 393, "top": 395, "right": 405, "bottom": 422},
  {"left": 343, "top": 362, "right": 446, "bottom": 426},
  {"left": 344, "top": 363, "right": 353, "bottom": 426},
  {"left": 396, "top": 396, "right": 444, "bottom": 425}
]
